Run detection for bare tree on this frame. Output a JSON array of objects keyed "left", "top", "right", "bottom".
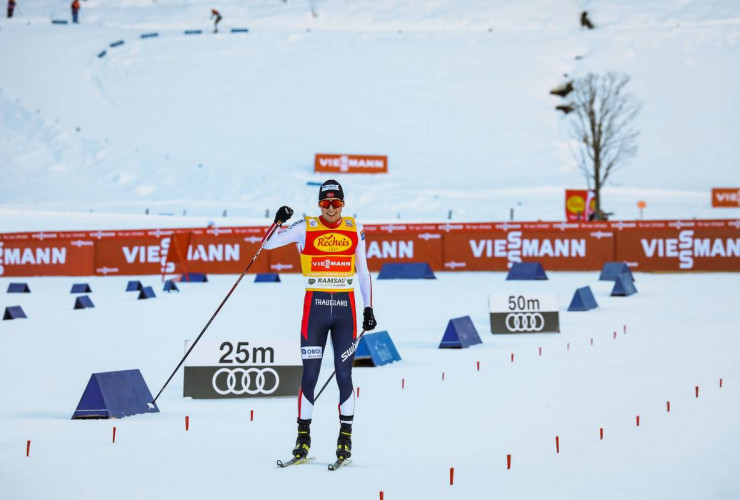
[{"left": 568, "top": 72, "right": 641, "bottom": 220}]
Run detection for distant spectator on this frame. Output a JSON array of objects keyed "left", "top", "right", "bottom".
[
  {"left": 71, "top": 0, "right": 80, "bottom": 23},
  {"left": 211, "top": 9, "right": 222, "bottom": 33},
  {"left": 7, "top": 0, "right": 16, "bottom": 19},
  {"left": 580, "top": 11, "right": 594, "bottom": 29}
]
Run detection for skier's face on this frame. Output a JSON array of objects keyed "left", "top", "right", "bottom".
[{"left": 319, "top": 199, "right": 344, "bottom": 224}]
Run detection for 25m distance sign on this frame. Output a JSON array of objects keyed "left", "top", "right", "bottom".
[{"left": 489, "top": 294, "right": 560, "bottom": 334}]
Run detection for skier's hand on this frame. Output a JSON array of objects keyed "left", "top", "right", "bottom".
[
  {"left": 274, "top": 206, "right": 294, "bottom": 226},
  {"left": 362, "top": 307, "right": 377, "bottom": 331}
]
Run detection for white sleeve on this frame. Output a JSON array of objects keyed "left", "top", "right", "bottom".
[
  {"left": 354, "top": 222, "right": 372, "bottom": 308},
  {"left": 263, "top": 219, "right": 306, "bottom": 250}
]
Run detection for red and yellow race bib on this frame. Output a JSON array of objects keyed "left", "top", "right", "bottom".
[{"left": 301, "top": 217, "right": 359, "bottom": 291}]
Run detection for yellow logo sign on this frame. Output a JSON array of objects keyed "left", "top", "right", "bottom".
[
  {"left": 313, "top": 233, "right": 352, "bottom": 253},
  {"left": 566, "top": 194, "right": 586, "bottom": 213}
]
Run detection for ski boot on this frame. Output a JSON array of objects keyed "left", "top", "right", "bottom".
[
  {"left": 336, "top": 423, "right": 352, "bottom": 460},
  {"left": 292, "top": 418, "right": 311, "bottom": 459}
]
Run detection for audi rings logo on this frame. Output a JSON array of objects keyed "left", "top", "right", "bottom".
[
  {"left": 212, "top": 368, "right": 280, "bottom": 395},
  {"left": 505, "top": 313, "right": 545, "bottom": 332}
]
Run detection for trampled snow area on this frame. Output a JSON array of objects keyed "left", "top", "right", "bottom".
[
  {"left": 1, "top": 1, "right": 740, "bottom": 499},
  {"left": 1, "top": 271, "right": 739, "bottom": 499}
]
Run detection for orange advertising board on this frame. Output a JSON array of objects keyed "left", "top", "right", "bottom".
[
  {"left": 613, "top": 219, "right": 740, "bottom": 271},
  {"left": 712, "top": 188, "right": 740, "bottom": 208},
  {"left": 314, "top": 154, "right": 388, "bottom": 174},
  {"left": 1, "top": 219, "right": 738, "bottom": 277}
]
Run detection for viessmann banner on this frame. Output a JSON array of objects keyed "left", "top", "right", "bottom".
[
  {"left": 0, "top": 219, "right": 738, "bottom": 276},
  {"left": 314, "top": 153, "right": 388, "bottom": 174}
]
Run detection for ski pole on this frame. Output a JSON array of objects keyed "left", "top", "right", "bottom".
[
  {"left": 314, "top": 329, "right": 367, "bottom": 402},
  {"left": 149, "top": 222, "right": 279, "bottom": 408}
]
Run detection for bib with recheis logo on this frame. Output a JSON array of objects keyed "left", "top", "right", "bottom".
[{"left": 301, "top": 216, "right": 359, "bottom": 292}]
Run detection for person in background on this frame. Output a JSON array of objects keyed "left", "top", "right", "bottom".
[
  {"left": 7, "top": 0, "right": 16, "bottom": 19},
  {"left": 70, "top": 0, "right": 80, "bottom": 23},
  {"left": 211, "top": 9, "right": 222, "bottom": 33}
]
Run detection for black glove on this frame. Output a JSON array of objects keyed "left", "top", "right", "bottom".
[
  {"left": 362, "top": 307, "right": 377, "bottom": 331},
  {"left": 274, "top": 206, "right": 294, "bottom": 225}
]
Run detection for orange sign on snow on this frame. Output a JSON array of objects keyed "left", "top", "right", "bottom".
[{"left": 314, "top": 154, "right": 388, "bottom": 174}]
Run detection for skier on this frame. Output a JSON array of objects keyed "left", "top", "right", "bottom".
[
  {"left": 7, "top": 0, "right": 15, "bottom": 19},
  {"left": 70, "top": 0, "right": 80, "bottom": 23},
  {"left": 210, "top": 8, "right": 222, "bottom": 33},
  {"left": 265, "top": 180, "right": 377, "bottom": 467}
]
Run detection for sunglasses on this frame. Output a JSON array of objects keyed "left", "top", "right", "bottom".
[{"left": 319, "top": 199, "right": 344, "bottom": 209}]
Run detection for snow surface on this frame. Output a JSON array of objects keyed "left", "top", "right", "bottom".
[{"left": 1, "top": 272, "right": 739, "bottom": 499}]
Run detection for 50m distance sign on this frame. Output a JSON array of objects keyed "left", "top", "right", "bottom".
[{"left": 489, "top": 294, "right": 560, "bottom": 334}]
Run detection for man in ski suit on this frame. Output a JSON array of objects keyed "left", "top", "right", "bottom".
[{"left": 265, "top": 180, "right": 377, "bottom": 462}]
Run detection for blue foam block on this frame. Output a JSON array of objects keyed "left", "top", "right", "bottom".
[
  {"left": 377, "top": 262, "right": 436, "bottom": 280},
  {"left": 163, "top": 280, "right": 179, "bottom": 292},
  {"left": 71, "top": 283, "right": 92, "bottom": 293},
  {"left": 354, "top": 331, "right": 402, "bottom": 367},
  {"left": 599, "top": 262, "right": 634, "bottom": 281},
  {"left": 181, "top": 273, "right": 208, "bottom": 282},
  {"left": 439, "top": 316, "right": 483, "bottom": 348},
  {"left": 3, "top": 306, "right": 27, "bottom": 320},
  {"left": 138, "top": 286, "right": 156, "bottom": 299},
  {"left": 568, "top": 286, "right": 599, "bottom": 311},
  {"left": 506, "top": 262, "right": 548, "bottom": 280},
  {"left": 74, "top": 295, "right": 95, "bottom": 309},
  {"left": 126, "top": 280, "right": 143, "bottom": 292},
  {"left": 255, "top": 273, "right": 281, "bottom": 283},
  {"left": 7, "top": 282, "right": 30, "bottom": 293},
  {"left": 611, "top": 274, "right": 638, "bottom": 297},
  {"left": 71, "top": 369, "right": 159, "bottom": 419}
]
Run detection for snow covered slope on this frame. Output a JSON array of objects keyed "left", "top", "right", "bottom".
[{"left": 1, "top": 0, "right": 739, "bottom": 228}]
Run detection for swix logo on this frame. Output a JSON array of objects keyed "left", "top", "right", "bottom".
[
  {"left": 640, "top": 230, "right": 740, "bottom": 269},
  {"left": 590, "top": 231, "right": 613, "bottom": 239},
  {"left": 89, "top": 230, "right": 116, "bottom": 239},
  {"left": 417, "top": 233, "right": 441, "bottom": 241},
  {"left": 271, "top": 263, "right": 294, "bottom": 271},
  {"left": 96, "top": 267, "right": 119, "bottom": 275},
  {"left": 469, "top": 231, "right": 586, "bottom": 265},
  {"left": 311, "top": 257, "right": 352, "bottom": 273},
  {"left": 244, "top": 236, "right": 263, "bottom": 244},
  {"left": 70, "top": 240, "right": 94, "bottom": 247},
  {"left": 313, "top": 233, "right": 352, "bottom": 253},
  {"left": 0, "top": 244, "right": 67, "bottom": 271},
  {"left": 207, "top": 228, "right": 233, "bottom": 236},
  {"left": 366, "top": 240, "right": 413, "bottom": 259},
  {"left": 341, "top": 340, "right": 358, "bottom": 362},
  {"left": 32, "top": 232, "right": 58, "bottom": 241}
]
